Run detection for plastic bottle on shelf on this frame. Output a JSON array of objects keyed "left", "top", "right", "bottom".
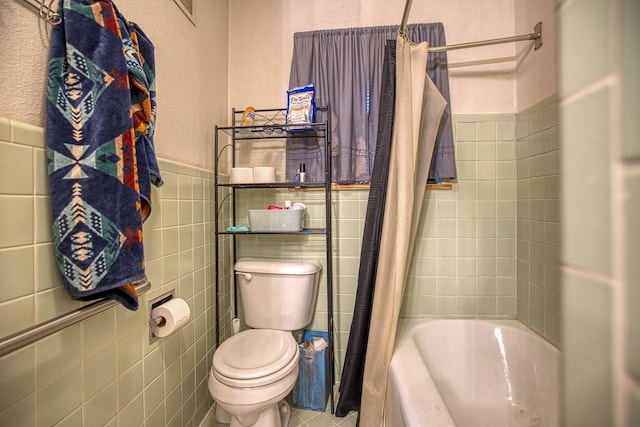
[
  {"left": 239, "top": 106, "right": 255, "bottom": 136},
  {"left": 299, "top": 163, "right": 306, "bottom": 183},
  {"left": 241, "top": 106, "right": 255, "bottom": 126}
]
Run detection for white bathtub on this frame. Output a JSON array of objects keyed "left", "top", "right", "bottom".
[{"left": 386, "top": 319, "right": 559, "bottom": 427}]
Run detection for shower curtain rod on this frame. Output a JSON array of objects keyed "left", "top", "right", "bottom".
[
  {"left": 0, "top": 279, "right": 151, "bottom": 357},
  {"left": 427, "top": 22, "right": 543, "bottom": 52},
  {"left": 400, "top": 0, "right": 542, "bottom": 52}
]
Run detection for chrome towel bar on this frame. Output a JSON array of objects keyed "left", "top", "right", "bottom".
[{"left": 0, "top": 279, "right": 151, "bottom": 358}]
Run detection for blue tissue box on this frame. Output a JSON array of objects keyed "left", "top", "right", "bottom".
[{"left": 292, "top": 330, "right": 330, "bottom": 412}]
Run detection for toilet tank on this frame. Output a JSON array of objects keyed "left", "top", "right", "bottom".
[{"left": 234, "top": 258, "right": 322, "bottom": 330}]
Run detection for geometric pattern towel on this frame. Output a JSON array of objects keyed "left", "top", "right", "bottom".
[{"left": 46, "top": 0, "right": 162, "bottom": 310}]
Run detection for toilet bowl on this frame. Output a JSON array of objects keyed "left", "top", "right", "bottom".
[
  {"left": 208, "top": 329, "right": 299, "bottom": 426},
  {"left": 208, "top": 258, "right": 322, "bottom": 427}
]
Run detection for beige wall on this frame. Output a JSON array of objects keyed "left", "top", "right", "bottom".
[
  {"left": 514, "top": 0, "right": 558, "bottom": 111},
  {"left": 229, "top": 0, "right": 527, "bottom": 114},
  {"left": 0, "top": 0, "right": 228, "bottom": 170}
]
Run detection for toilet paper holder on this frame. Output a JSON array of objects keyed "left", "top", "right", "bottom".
[{"left": 148, "top": 290, "right": 175, "bottom": 344}]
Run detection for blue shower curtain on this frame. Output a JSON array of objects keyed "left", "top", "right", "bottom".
[{"left": 287, "top": 23, "right": 456, "bottom": 184}]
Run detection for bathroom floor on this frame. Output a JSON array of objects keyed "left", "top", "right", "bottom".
[
  {"left": 288, "top": 407, "right": 358, "bottom": 427},
  {"left": 210, "top": 406, "right": 358, "bottom": 427}
]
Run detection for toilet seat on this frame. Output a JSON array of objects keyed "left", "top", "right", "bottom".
[{"left": 213, "top": 329, "right": 299, "bottom": 388}]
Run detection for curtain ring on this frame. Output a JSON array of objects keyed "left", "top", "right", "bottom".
[{"left": 48, "top": 0, "right": 62, "bottom": 25}]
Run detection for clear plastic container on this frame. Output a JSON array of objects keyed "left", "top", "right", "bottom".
[{"left": 248, "top": 209, "right": 305, "bottom": 232}]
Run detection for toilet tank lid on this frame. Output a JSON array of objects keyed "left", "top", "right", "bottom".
[{"left": 234, "top": 257, "right": 322, "bottom": 275}]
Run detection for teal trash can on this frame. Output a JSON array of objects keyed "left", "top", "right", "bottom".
[{"left": 292, "top": 330, "right": 330, "bottom": 412}]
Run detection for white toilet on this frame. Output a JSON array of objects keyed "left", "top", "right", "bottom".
[{"left": 208, "top": 257, "right": 322, "bottom": 427}]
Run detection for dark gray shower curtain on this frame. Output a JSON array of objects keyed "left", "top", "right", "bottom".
[
  {"left": 335, "top": 24, "right": 453, "bottom": 418},
  {"left": 334, "top": 39, "right": 397, "bottom": 418},
  {"left": 287, "top": 23, "right": 456, "bottom": 184}
]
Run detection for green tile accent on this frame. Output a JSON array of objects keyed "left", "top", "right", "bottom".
[
  {"left": 477, "top": 296, "right": 496, "bottom": 315},
  {"left": 36, "top": 325, "right": 81, "bottom": 387},
  {"left": 164, "top": 360, "right": 181, "bottom": 393},
  {"left": 563, "top": 270, "right": 613, "bottom": 426},
  {"left": 528, "top": 109, "right": 543, "bottom": 135},
  {"left": 516, "top": 116, "right": 529, "bottom": 141},
  {"left": 0, "top": 117, "right": 10, "bottom": 141},
  {"left": 515, "top": 97, "right": 561, "bottom": 345},
  {"left": 456, "top": 122, "right": 476, "bottom": 141},
  {"left": 0, "top": 196, "right": 34, "bottom": 248},
  {"left": 628, "top": 385, "right": 640, "bottom": 427},
  {"left": 11, "top": 120, "right": 45, "bottom": 149},
  {"left": 0, "top": 346, "right": 35, "bottom": 413},
  {"left": 626, "top": 170, "right": 640, "bottom": 381},
  {"left": 623, "top": 0, "right": 640, "bottom": 159},
  {"left": 456, "top": 142, "right": 476, "bottom": 161},
  {"left": 35, "top": 288, "right": 83, "bottom": 326},
  {"left": 456, "top": 257, "right": 480, "bottom": 277},
  {"left": 562, "top": 88, "right": 611, "bottom": 275},
  {"left": 476, "top": 122, "right": 496, "bottom": 142},
  {"left": 144, "top": 347, "right": 165, "bottom": 385},
  {"left": 117, "top": 395, "right": 144, "bottom": 427},
  {"left": 82, "top": 310, "right": 116, "bottom": 357},
  {"left": 82, "top": 346, "right": 116, "bottom": 400},
  {"left": 0, "top": 296, "right": 34, "bottom": 338},
  {"left": 179, "top": 200, "right": 193, "bottom": 225},
  {"left": 35, "top": 196, "right": 52, "bottom": 244},
  {"left": 456, "top": 296, "right": 476, "bottom": 315},
  {"left": 145, "top": 402, "right": 165, "bottom": 426},
  {"left": 55, "top": 410, "right": 83, "bottom": 427},
  {"left": 542, "top": 101, "right": 560, "bottom": 130},
  {"left": 35, "top": 243, "right": 62, "bottom": 291},
  {"left": 477, "top": 161, "right": 496, "bottom": 180},
  {"left": 83, "top": 382, "right": 117, "bottom": 427},
  {"left": 0, "top": 394, "right": 35, "bottom": 426},
  {"left": 118, "top": 363, "right": 143, "bottom": 409},
  {"left": 37, "top": 369, "right": 82, "bottom": 427},
  {"left": 0, "top": 142, "right": 33, "bottom": 195},
  {"left": 496, "top": 143, "right": 515, "bottom": 162},
  {"left": 161, "top": 200, "right": 179, "bottom": 227},
  {"left": 497, "top": 296, "right": 515, "bottom": 316},
  {"left": 497, "top": 122, "right": 516, "bottom": 142},
  {"left": 496, "top": 161, "right": 516, "bottom": 180},
  {"left": 0, "top": 247, "right": 34, "bottom": 301},
  {"left": 0, "top": 150, "right": 215, "bottom": 426},
  {"left": 144, "top": 375, "right": 165, "bottom": 416},
  {"left": 178, "top": 175, "right": 193, "bottom": 200},
  {"left": 436, "top": 296, "right": 456, "bottom": 315},
  {"left": 560, "top": 0, "right": 612, "bottom": 95}
]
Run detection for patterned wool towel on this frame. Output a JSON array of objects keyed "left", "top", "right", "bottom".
[{"left": 46, "top": 0, "right": 162, "bottom": 310}]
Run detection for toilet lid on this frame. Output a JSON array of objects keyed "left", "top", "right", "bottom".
[{"left": 213, "top": 329, "right": 298, "bottom": 383}]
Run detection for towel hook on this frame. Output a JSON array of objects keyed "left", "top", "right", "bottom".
[{"left": 39, "top": 0, "right": 62, "bottom": 25}]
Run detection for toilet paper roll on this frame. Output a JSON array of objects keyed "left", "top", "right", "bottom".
[
  {"left": 253, "top": 166, "right": 276, "bottom": 183},
  {"left": 151, "top": 298, "right": 191, "bottom": 338},
  {"left": 230, "top": 167, "right": 253, "bottom": 184}
]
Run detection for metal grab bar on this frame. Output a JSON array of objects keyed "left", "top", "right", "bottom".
[{"left": 0, "top": 280, "right": 151, "bottom": 358}]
